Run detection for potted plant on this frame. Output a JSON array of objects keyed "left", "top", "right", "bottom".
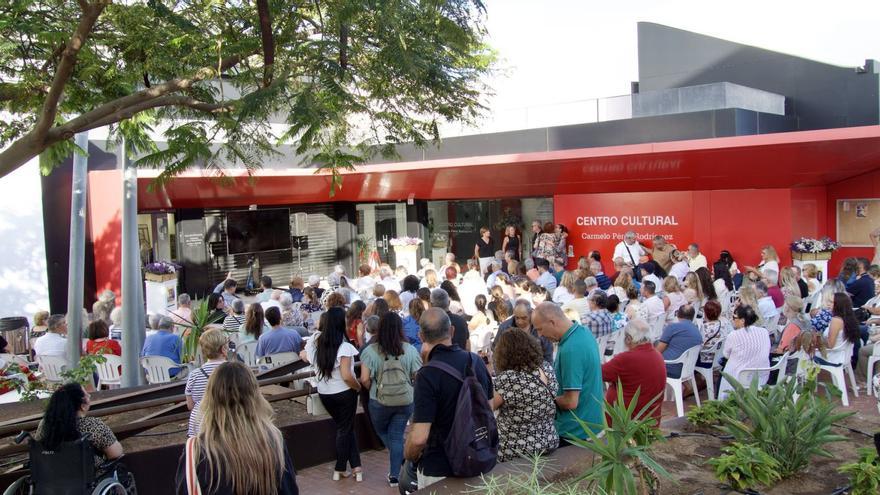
[
  {"left": 144, "top": 260, "right": 181, "bottom": 282},
  {"left": 790, "top": 237, "right": 840, "bottom": 261},
  {"left": 389, "top": 236, "right": 424, "bottom": 251},
  {"left": 177, "top": 298, "right": 225, "bottom": 363}
]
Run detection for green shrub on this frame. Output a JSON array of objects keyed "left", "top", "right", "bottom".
[
  {"left": 708, "top": 442, "right": 781, "bottom": 491},
  {"left": 685, "top": 399, "right": 736, "bottom": 428},
  {"left": 839, "top": 447, "right": 880, "bottom": 495},
  {"left": 179, "top": 298, "right": 225, "bottom": 362},
  {"left": 60, "top": 352, "right": 107, "bottom": 387},
  {"left": 569, "top": 385, "right": 669, "bottom": 495},
  {"left": 717, "top": 372, "right": 851, "bottom": 477},
  {"left": 470, "top": 454, "right": 590, "bottom": 495}
]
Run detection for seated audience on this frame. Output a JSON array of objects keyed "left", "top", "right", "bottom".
[
  {"left": 488, "top": 284, "right": 514, "bottom": 322},
  {"left": 223, "top": 299, "right": 246, "bottom": 333},
  {"left": 494, "top": 300, "right": 554, "bottom": 364},
  {"left": 255, "top": 275, "right": 274, "bottom": 302},
  {"left": 815, "top": 293, "right": 861, "bottom": 367},
  {"left": 468, "top": 294, "right": 495, "bottom": 331},
  {"left": 602, "top": 319, "right": 666, "bottom": 425},
  {"left": 662, "top": 276, "right": 687, "bottom": 322},
  {"left": 85, "top": 320, "right": 121, "bottom": 356},
  {"left": 402, "top": 298, "right": 426, "bottom": 352},
  {"left": 607, "top": 294, "right": 628, "bottom": 332},
  {"left": 535, "top": 258, "right": 557, "bottom": 292},
  {"left": 256, "top": 307, "right": 303, "bottom": 358},
  {"left": 170, "top": 293, "right": 193, "bottom": 334},
  {"left": 430, "top": 287, "right": 469, "bottom": 350},
  {"left": 239, "top": 303, "right": 268, "bottom": 345},
  {"left": 655, "top": 305, "right": 702, "bottom": 378},
  {"left": 775, "top": 296, "right": 811, "bottom": 354},
  {"left": 491, "top": 328, "right": 559, "bottom": 462},
  {"left": 142, "top": 316, "right": 183, "bottom": 376},
  {"left": 718, "top": 305, "right": 771, "bottom": 398},
  {"left": 552, "top": 271, "right": 577, "bottom": 305},
  {"left": 696, "top": 300, "right": 731, "bottom": 367},
  {"left": 279, "top": 292, "right": 307, "bottom": 329},
  {"left": 36, "top": 383, "right": 124, "bottom": 467},
  {"left": 562, "top": 279, "right": 591, "bottom": 323},
  {"left": 440, "top": 280, "right": 465, "bottom": 316},
  {"left": 92, "top": 290, "right": 116, "bottom": 326},
  {"left": 175, "top": 362, "right": 299, "bottom": 494},
  {"left": 754, "top": 281, "right": 780, "bottom": 322},
  {"left": 289, "top": 276, "right": 306, "bottom": 302},
  {"left": 582, "top": 291, "right": 613, "bottom": 340},
  {"left": 33, "top": 314, "right": 68, "bottom": 358},
  {"left": 185, "top": 329, "right": 228, "bottom": 437},
  {"left": 213, "top": 274, "right": 238, "bottom": 307},
  {"left": 346, "top": 301, "right": 367, "bottom": 348}
]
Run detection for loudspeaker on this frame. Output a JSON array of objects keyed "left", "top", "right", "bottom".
[{"left": 292, "top": 212, "right": 309, "bottom": 237}]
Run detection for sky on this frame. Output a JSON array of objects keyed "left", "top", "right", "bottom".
[{"left": 462, "top": 0, "right": 880, "bottom": 132}]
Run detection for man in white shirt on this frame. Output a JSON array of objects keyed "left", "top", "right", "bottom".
[
  {"left": 535, "top": 258, "right": 557, "bottom": 292},
  {"left": 754, "top": 281, "right": 779, "bottom": 321},
  {"left": 562, "top": 280, "right": 591, "bottom": 322},
  {"left": 613, "top": 231, "right": 647, "bottom": 270},
  {"left": 639, "top": 281, "right": 666, "bottom": 323},
  {"left": 378, "top": 266, "right": 401, "bottom": 292},
  {"left": 33, "top": 314, "right": 68, "bottom": 358},
  {"left": 686, "top": 243, "right": 708, "bottom": 272},
  {"left": 639, "top": 263, "right": 663, "bottom": 296}
]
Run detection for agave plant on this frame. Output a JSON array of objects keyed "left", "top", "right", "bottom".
[
  {"left": 177, "top": 298, "right": 225, "bottom": 363},
  {"left": 717, "top": 372, "right": 852, "bottom": 477},
  {"left": 569, "top": 385, "right": 669, "bottom": 495}
]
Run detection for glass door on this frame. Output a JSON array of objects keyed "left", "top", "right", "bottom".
[
  {"left": 356, "top": 203, "right": 408, "bottom": 268},
  {"left": 375, "top": 204, "right": 398, "bottom": 264}
]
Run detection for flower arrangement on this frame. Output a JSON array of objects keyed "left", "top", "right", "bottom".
[
  {"left": 790, "top": 237, "right": 840, "bottom": 253},
  {"left": 389, "top": 236, "right": 423, "bottom": 247},
  {"left": 144, "top": 260, "right": 181, "bottom": 275}
]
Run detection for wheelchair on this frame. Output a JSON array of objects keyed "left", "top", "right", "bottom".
[{"left": 2, "top": 431, "right": 136, "bottom": 495}]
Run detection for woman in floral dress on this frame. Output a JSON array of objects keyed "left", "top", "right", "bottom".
[{"left": 491, "top": 327, "right": 559, "bottom": 462}]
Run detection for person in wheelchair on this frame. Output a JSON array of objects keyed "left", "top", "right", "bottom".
[{"left": 4, "top": 382, "right": 135, "bottom": 494}]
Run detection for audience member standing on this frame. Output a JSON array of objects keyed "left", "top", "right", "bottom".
[
  {"left": 176, "top": 361, "right": 299, "bottom": 495},
  {"left": 501, "top": 225, "right": 521, "bottom": 261},
  {"left": 185, "top": 329, "right": 228, "bottom": 437},
  {"left": 534, "top": 223, "right": 558, "bottom": 263},
  {"left": 492, "top": 328, "right": 559, "bottom": 462},
  {"left": 404, "top": 308, "right": 494, "bottom": 490},
  {"left": 302, "top": 307, "right": 363, "bottom": 481},
  {"left": 475, "top": 227, "right": 495, "bottom": 276},
  {"left": 532, "top": 302, "right": 604, "bottom": 443},
  {"left": 359, "top": 313, "right": 422, "bottom": 486}
]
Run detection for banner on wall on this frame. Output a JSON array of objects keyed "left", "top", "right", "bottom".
[{"left": 554, "top": 192, "right": 695, "bottom": 266}]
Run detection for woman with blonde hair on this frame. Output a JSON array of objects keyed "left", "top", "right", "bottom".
[
  {"left": 736, "top": 285, "right": 766, "bottom": 327},
  {"left": 682, "top": 272, "right": 703, "bottom": 306},
  {"left": 802, "top": 263, "right": 821, "bottom": 295},
  {"left": 610, "top": 271, "right": 638, "bottom": 305},
  {"left": 177, "top": 361, "right": 298, "bottom": 494},
  {"left": 662, "top": 276, "right": 687, "bottom": 321},
  {"left": 574, "top": 257, "right": 593, "bottom": 281},
  {"left": 780, "top": 266, "right": 801, "bottom": 299},
  {"left": 551, "top": 271, "right": 577, "bottom": 304},
  {"left": 185, "top": 329, "right": 228, "bottom": 437},
  {"left": 745, "top": 245, "right": 780, "bottom": 283},
  {"left": 383, "top": 290, "right": 403, "bottom": 314},
  {"left": 421, "top": 269, "right": 439, "bottom": 289},
  {"left": 809, "top": 284, "right": 837, "bottom": 333}
]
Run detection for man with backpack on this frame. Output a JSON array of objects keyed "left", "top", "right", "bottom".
[{"left": 404, "top": 308, "right": 497, "bottom": 490}]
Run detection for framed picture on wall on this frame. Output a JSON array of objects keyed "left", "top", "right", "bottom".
[{"left": 837, "top": 199, "right": 880, "bottom": 247}]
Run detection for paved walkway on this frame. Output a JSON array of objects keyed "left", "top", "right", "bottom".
[{"left": 296, "top": 390, "right": 879, "bottom": 495}]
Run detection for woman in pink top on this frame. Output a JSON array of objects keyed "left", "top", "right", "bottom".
[{"left": 662, "top": 276, "right": 687, "bottom": 322}]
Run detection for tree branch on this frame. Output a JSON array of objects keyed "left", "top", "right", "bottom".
[
  {"left": 76, "top": 0, "right": 90, "bottom": 10},
  {"left": 256, "top": 0, "right": 275, "bottom": 87},
  {"left": 33, "top": 1, "right": 107, "bottom": 141}
]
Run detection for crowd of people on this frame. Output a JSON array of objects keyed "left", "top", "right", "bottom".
[{"left": 13, "top": 222, "right": 880, "bottom": 494}]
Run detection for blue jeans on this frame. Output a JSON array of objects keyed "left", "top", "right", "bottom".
[{"left": 368, "top": 399, "right": 413, "bottom": 479}]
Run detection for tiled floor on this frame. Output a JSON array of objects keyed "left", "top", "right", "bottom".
[{"left": 297, "top": 390, "right": 880, "bottom": 495}]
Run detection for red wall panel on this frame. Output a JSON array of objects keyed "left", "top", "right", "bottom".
[
  {"left": 555, "top": 189, "right": 793, "bottom": 270},
  {"left": 87, "top": 170, "right": 122, "bottom": 303}
]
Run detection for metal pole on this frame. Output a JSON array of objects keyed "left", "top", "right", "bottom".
[
  {"left": 66, "top": 132, "right": 89, "bottom": 365},
  {"left": 121, "top": 138, "right": 145, "bottom": 387}
]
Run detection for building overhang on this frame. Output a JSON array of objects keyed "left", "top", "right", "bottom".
[{"left": 137, "top": 125, "right": 880, "bottom": 210}]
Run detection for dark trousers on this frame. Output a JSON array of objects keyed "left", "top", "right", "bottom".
[{"left": 320, "top": 388, "right": 361, "bottom": 472}]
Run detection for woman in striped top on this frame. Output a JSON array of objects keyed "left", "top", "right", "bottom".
[
  {"left": 186, "top": 329, "right": 228, "bottom": 437},
  {"left": 718, "top": 305, "right": 771, "bottom": 399}
]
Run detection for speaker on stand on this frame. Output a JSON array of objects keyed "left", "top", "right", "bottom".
[{"left": 292, "top": 212, "right": 309, "bottom": 275}]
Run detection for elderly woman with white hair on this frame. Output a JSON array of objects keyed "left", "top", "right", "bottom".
[
  {"left": 279, "top": 292, "right": 307, "bottom": 329},
  {"left": 601, "top": 319, "right": 667, "bottom": 425},
  {"left": 92, "top": 290, "right": 116, "bottom": 326}
]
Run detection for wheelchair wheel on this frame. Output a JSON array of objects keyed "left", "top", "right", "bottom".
[
  {"left": 91, "top": 478, "right": 126, "bottom": 495},
  {"left": 1, "top": 476, "right": 31, "bottom": 495}
]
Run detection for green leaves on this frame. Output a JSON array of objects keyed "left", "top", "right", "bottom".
[
  {"left": 566, "top": 384, "right": 669, "bottom": 495},
  {"left": 708, "top": 442, "right": 781, "bottom": 491},
  {"left": 178, "top": 298, "right": 224, "bottom": 363},
  {"left": 716, "top": 372, "right": 852, "bottom": 478},
  {"left": 839, "top": 447, "right": 880, "bottom": 495},
  {"left": 1, "top": 0, "right": 495, "bottom": 186},
  {"left": 60, "top": 352, "right": 108, "bottom": 388},
  {"left": 685, "top": 398, "right": 737, "bottom": 428}
]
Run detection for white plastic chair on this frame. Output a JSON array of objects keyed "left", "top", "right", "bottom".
[
  {"left": 257, "top": 351, "right": 300, "bottom": 370},
  {"left": 866, "top": 345, "right": 880, "bottom": 396},
  {"left": 141, "top": 356, "right": 186, "bottom": 384},
  {"left": 816, "top": 341, "right": 858, "bottom": 407},
  {"left": 803, "top": 291, "right": 819, "bottom": 313},
  {"left": 595, "top": 332, "right": 612, "bottom": 360},
  {"left": 764, "top": 314, "right": 781, "bottom": 341},
  {"left": 36, "top": 355, "right": 69, "bottom": 384},
  {"left": 738, "top": 352, "right": 791, "bottom": 389},
  {"left": 649, "top": 317, "right": 666, "bottom": 342},
  {"left": 664, "top": 345, "right": 702, "bottom": 417},
  {"left": 694, "top": 339, "right": 724, "bottom": 401},
  {"left": 95, "top": 354, "right": 123, "bottom": 389},
  {"left": 606, "top": 330, "right": 627, "bottom": 363},
  {"left": 236, "top": 341, "right": 258, "bottom": 367}
]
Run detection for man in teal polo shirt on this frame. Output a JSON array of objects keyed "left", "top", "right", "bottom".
[{"left": 532, "top": 302, "right": 604, "bottom": 443}]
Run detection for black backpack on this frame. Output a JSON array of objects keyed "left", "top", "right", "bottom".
[{"left": 425, "top": 353, "right": 498, "bottom": 477}]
